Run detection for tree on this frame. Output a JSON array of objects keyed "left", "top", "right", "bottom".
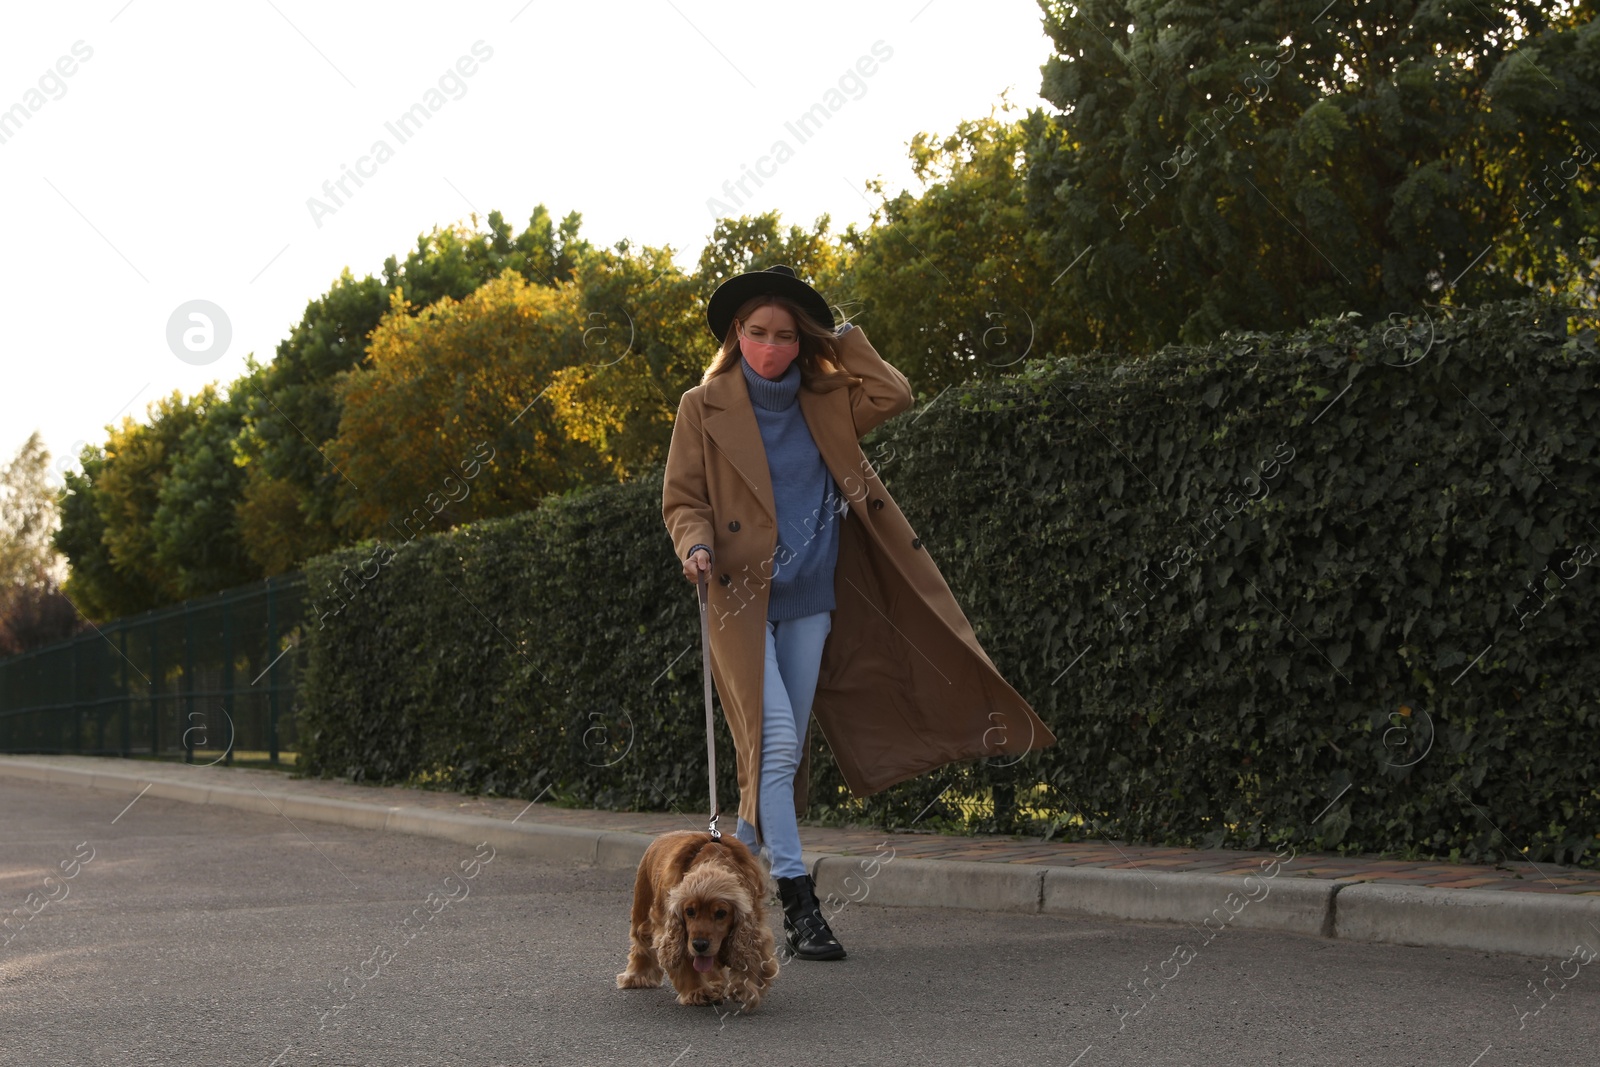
[
  {"left": 0, "top": 563, "right": 84, "bottom": 656},
  {"left": 838, "top": 103, "right": 1058, "bottom": 392},
  {"left": 56, "top": 392, "right": 208, "bottom": 619},
  {"left": 234, "top": 207, "right": 592, "bottom": 573},
  {"left": 1025, "top": 0, "right": 1600, "bottom": 351},
  {"left": 0, "top": 432, "right": 62, "bottom": 588},
  {"left": 323, "top": 271, "right": 610, "bottom": 540},
  {"left": 53, "top": 207, "right": 600, "bottom": 613},
  {"left": 694, "top": 211, "right": 849, "bottom": 297},
  {"left": 0, "top": 433, "right": 84, "bottom": 654},
  {"left": 54, "top": 445, "right": 130, "bottom": 622},
  {"left": 232, "top": 269, "right": 391, "bottom": 575},
  {"left": 151, "top": 378, "right": 259, "bottom": 597},
  {"left": 542, "top": 241, "right": 702, "bottom": 481}
]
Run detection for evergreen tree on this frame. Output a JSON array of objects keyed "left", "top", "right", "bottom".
[{"left": 1025, "top": 0, "right": 1600, "bottom": 350}]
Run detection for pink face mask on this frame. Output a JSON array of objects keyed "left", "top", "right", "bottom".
[{"left": 739, "top": 326, "right": 801, "bottom": 379}]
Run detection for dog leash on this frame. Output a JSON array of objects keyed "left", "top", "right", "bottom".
[{"left": 695, "top": 568, "right": 722, "bottom": 840}]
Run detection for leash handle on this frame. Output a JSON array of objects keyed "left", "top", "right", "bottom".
[{"left": 696, "top": 567, "right": 721, "bottom": 840}]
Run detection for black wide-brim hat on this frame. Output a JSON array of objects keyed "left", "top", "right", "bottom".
[{"left": 705, "top": 264, "right": 834, "bottom": 341}]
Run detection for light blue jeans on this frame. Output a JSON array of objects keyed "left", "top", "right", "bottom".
[{"left": 734, "top": 610, "right": 832, "bottom": 880}]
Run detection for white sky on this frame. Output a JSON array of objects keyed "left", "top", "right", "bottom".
[{"left": 0, "top": 0, "right": 1052, "bottom": 489}]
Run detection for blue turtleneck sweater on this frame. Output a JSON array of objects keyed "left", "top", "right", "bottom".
[{"left": 734, "top": 355, "right": 842, "bottom": 621}]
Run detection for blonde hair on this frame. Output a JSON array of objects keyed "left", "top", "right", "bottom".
[{"left": 700, "top": 293, "right": 863, "bottom": 393}]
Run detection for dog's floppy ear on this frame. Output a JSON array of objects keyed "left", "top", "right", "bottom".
[
  {"left": 721, "top": 885, "right": 758, "bottom": 951},
  {"left": 721, "top": 886, "right": 778, "bottom": 1008},
  {"left": 654, "top": 883, "right": 689, "bottom": 972}
]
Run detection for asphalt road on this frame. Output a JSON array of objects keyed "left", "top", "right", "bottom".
[{"left": 1, "top": 779, "right": 1594, "bottom": 1067}]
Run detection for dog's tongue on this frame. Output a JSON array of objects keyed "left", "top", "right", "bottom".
[{"left": 692, "top": 955, "right": 715, "bottom": 973}]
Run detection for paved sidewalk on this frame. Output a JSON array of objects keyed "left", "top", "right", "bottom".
[{"left": 7, "top": 753, "right": 1596, "bottom": 895}]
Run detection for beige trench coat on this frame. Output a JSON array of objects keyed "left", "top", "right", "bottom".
[{"left": 661, "top": 325, "right": 1056, "bottom": 842}]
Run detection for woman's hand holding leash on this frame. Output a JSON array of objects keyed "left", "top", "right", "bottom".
[{"left": 682, "top": 548, "right": 711, "bottom": 584}]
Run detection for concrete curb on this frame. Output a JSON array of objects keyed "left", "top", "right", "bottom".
[
  {"left": 1336, "top": 881, "right": 1600, "bottom": 958},
  {"left": 815, "top": 854, "right": 1044, "bottom": 914},
  {"left": 1042, "top": 865, "right": 1348, "bottom": 940},
  {"left": 5, "top": 757, "right": 1595, "bottom": 959}
]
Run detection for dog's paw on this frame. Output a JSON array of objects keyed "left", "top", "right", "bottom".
[
  {"left": 722, "top": 974, "right": 771, "bottom": 1013},
  {"left": 674, "top": 987, "right": 722, "bottom": 1007},
  {"left": 616, "top": 968, "right": 663, "bottom": 989},
  {"left": 724, "top": 989, "right": 763, "bottom": 1014}
]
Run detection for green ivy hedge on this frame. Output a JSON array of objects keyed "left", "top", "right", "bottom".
[{"left": 298, "top": 296, "right": 1600, "bottom": 866}]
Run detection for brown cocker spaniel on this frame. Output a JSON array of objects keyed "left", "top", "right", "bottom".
[{"left": 615, "top": 830, "right": 779, "bottom": 1011}]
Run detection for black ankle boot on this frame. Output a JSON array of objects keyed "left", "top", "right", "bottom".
[{"left": 775, "top": 874, "right": 847, "bottom": 961}]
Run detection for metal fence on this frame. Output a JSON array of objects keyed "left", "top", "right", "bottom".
[{"left": 0, "top": 573, "right": 307, "bottom": 765}]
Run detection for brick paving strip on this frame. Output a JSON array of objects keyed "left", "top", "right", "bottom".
[{"left": 7, "top": 753, "right": 1596, "bottom": 896}]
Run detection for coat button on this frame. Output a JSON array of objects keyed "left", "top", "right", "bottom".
[
  {"left": 719, "top": 573, "right": 731, "bottom": 586},
  {"left": 728, "top": 520, "right": 740, "bottom": 531},
  {"left": 871, "top": 499, "right": 884, "bottom": 511},
  {"left": 911, "top": 537, "right": 922, "bottom": 550}
]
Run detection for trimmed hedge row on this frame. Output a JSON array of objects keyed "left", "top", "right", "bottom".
[{"left": 299, "top": 296, "right": 1600, "bottom": 866}]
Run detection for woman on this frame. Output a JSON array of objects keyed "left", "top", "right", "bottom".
[{"left": 662, "top": 265, "right": 1055, "bottom": 963}]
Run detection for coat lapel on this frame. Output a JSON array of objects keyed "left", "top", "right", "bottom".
[{"left": 702, "top": 366, "right": 775, "bottom": 524}]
